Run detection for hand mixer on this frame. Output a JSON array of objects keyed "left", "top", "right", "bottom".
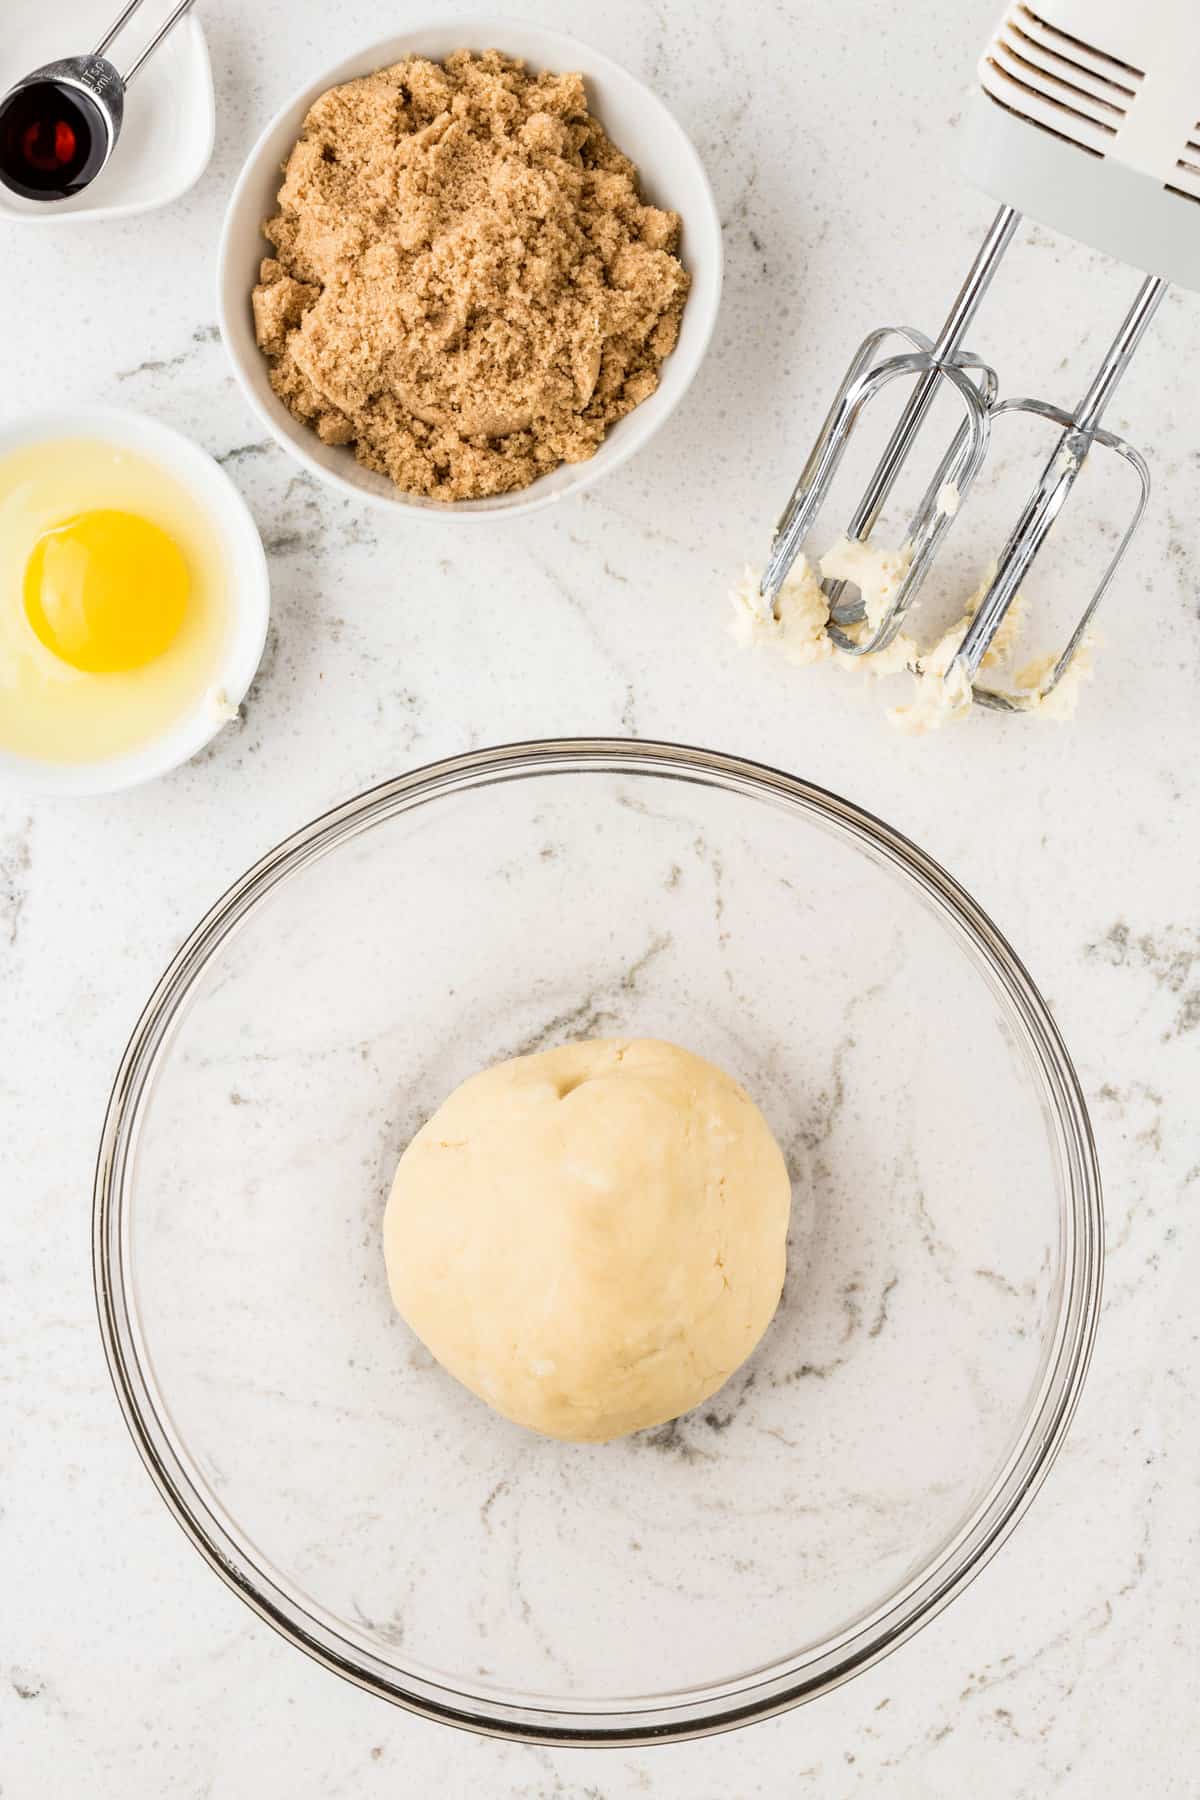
[
  {"left": 760, "top": 0, "right": 1200, "bottom": 710},
  {"left": 0, "top": 0, "right": 199, "bottom": 202}
]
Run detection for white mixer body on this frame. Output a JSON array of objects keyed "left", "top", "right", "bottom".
[{"left": 965, "top": 0, "right": 1200, "bottom": 290}]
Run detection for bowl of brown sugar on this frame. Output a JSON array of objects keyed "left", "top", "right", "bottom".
[{"left": 218, "top": 20, "right": 723, "bottom": 516}]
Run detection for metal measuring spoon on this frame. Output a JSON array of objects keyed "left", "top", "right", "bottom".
[{"left": 0, "top": 0, "right": 199, "bottom": 201}]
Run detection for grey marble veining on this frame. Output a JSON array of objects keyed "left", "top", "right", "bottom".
[{"left": 2, "top": 0, "right": 1198, "bottom": 1793}]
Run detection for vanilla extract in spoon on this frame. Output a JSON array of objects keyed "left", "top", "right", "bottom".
[{"left": 0, "top": 0, "right": 198, "bottom": 202}]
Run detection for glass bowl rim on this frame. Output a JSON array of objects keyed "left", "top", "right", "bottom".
[{"left": 92, "top": 738, "right": 1104, "bottom": 1746}]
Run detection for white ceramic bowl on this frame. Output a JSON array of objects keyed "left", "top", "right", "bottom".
[
  {"left": 0, "top": 408, "right": 269, "bottom": 796},
  {"left": 217, "top": 19, "right": 723, "bottom": 519},
  {"left": 0, "top": 5, "right": 213, "bottom": 224}
]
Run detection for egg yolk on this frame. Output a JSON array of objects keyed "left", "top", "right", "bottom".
[{"left": 23, "top": 509, "right": 189, "bottom": 674}]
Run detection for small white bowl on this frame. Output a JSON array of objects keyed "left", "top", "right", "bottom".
[
  {"left": 0, "top": 3, "right": 213, "bottom": 225},
  {"left": 217, "top": 19, "right": 723, "bottom": 519},
  {"left": 0, "top": 408, "right": 269, "bottom": 797}
]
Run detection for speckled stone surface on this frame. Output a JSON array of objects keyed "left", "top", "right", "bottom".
[{"left": 2, "top": 0, "right": 1198, "bottom": 1793}]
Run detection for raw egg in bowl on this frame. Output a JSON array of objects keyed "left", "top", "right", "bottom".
[{"left": 0, "top": 408, "right": 269, "bottom": 794}]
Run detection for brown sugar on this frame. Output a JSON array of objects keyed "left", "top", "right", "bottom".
[{"left": 253, "top": 51, "right": 692, "bottom": 502}]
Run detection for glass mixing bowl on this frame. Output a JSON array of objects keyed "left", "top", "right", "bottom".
[{"left": 93, "top": 741, "right": 1102, "bottom": 1744}]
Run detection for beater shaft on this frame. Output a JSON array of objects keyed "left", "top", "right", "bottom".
[{"left": 834, "top": 205, "right": 1021, "bottom": 595}]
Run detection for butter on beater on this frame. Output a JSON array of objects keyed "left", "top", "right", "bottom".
[{"left": 729, "top": 537, "right": 1097, "bottom": 732}]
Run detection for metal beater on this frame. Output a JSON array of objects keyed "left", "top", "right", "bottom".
[{"left": 761, "top": 0, "right": 1200, "bottom": 710}]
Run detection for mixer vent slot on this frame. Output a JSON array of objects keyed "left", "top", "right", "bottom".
[
  {"left": 1012, "top": 6, "right": 1143, "bottom": 83},
  {"left": 982, "top": 5, "right": 1146, "bottom": 158},
  {"left": 1168, "top": 123, "right": 1200, "bottom": 204}
]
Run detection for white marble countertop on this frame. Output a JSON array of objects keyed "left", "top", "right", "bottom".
[{"left": 3, "top": 0, "right": 1197, "bottom": 1792}]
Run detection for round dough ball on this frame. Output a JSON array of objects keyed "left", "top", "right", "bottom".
[{"left": 383, "top": 1037, "right": 791, "bottom": 1443}]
